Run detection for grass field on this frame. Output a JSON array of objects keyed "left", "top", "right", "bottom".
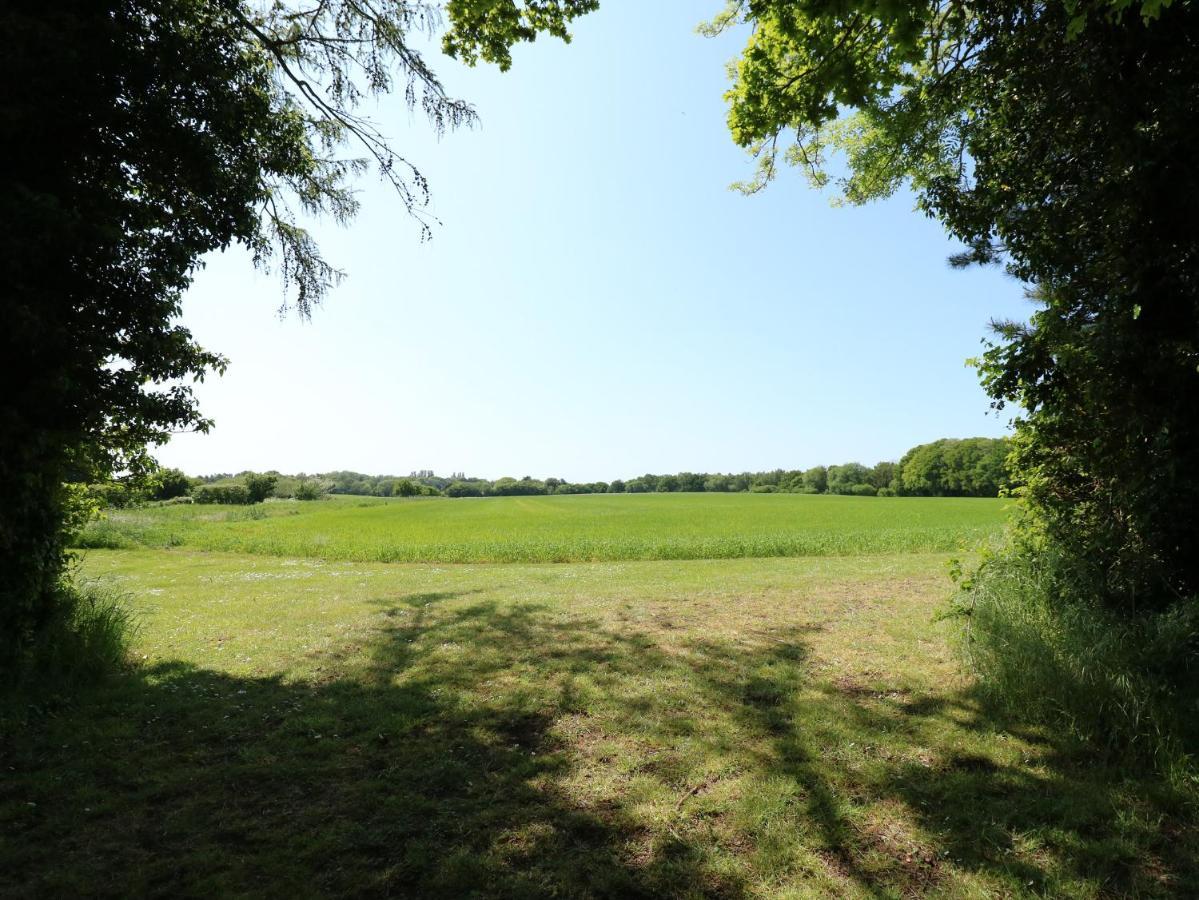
[
  {"left": 5, "top": 494, "right": 1195, "bottom": 897},
  {"left": 74, "top": 493, "right": 1009, "bottom": 563}
]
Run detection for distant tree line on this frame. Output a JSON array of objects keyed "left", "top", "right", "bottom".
[
  {"left": 98, "top": 438, "right": 1009, "bottom": 506},
  {"left": 440, "top": 438, "right": 1009, "bottom": 499},
  {"left": 136, "top": 470, "right": 444, "bottom": 503}
]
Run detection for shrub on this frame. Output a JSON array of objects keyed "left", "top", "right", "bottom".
[
  {"left": 89, "top": 481, "right": 133, "bottom": 508},
  {"left": 3, "top": 579, "right": 135, "bottom": 691},
  {"left": 244, "top": 473, "right": 278, "bottom": 504},
  {"left": 849, "top": 483, "right": 878, "bottom": 497},
  {"left": 150, "top": 468, "right": 194, "bottom": 500},
  {"left": 445, "top": 481, "right": 484, "bottom": 498},
  {"left": 956, "top": 546, "right": 1199, "bottom": 768},
  {"left": 193, "top": 484, "right": 251, "bottom": 505},
  {"left": 294, "top": 481, "right": 326, "bottom": 501}
]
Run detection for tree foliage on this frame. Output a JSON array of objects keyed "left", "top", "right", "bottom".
[
  {"left": 442, "top": 0, "right": 598, "bottom": 71},
  {"left": 157, "top": 440, "right": 1007, "bottom": 504},
  {"left": 672, "top": 0, "right": 1199, "bottom": 752},
  {"left": 698, "top": 0, "right": 1198, "bottom": 614},
  {"left": 898, "top": 438, "right": 1010, "bottom": 498},
  {"left": 149, "top": 469, "right": 197, "bottom": 502},
  {"left": 0, "top": 0, "right": 591, "bottom": 669}
]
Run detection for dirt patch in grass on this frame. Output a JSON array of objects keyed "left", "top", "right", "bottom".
[{"left": 830, "top": 674, "right": 912, "bottom": 703}]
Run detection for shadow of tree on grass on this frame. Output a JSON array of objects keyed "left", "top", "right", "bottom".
[{"left": 2, "top": 589, "right": 1195, "bottom": 897}]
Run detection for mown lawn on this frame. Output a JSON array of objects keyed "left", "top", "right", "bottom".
[
  {"left": 74, "top": 492, "right": 1009, "bottom": 563},
  {"left": 3, "top": 549, "right": 1194, "bottom": 897}
]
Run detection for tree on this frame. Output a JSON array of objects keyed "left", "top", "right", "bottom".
[
  {"left": 1, "top": 0, "right": 596, "bottom": 669},
  {"left": 827, "top": 463, "right": 871, "bottom": 495},
  {"left": 150, "top": 469, "right": 195, "bottom": 502},
  {"left": 244, "top": 473, "right": 278, "bottom": 504},
  {"left": 704, "top": 474, "right": 732, "bottom": 492},
  {"left": 690, "top": 1, "right": 1199, "bottom": 752},
  {"left": 801, "top": 466, "right": 828, "bottom": 494},
  {"left": 445, "top": 481, "right": 485, "bottom": 498},
  {"left": 701, "top": 0, "right": 1198, "bottom": 610},
  {"left": 897, "top": 439, "right": 1010, "bottom": 497},
  {"left": 779, "top": 470, "right": 806, "bottom": 493},
  {"left": 868, "top": 462, "right": 896, "bottom": 492},
  {"left": 898, "top": 443, "right": 948, "bottom": 497},
  {"left": 294, "top": 480, "right": 326, "bottom": 501}
]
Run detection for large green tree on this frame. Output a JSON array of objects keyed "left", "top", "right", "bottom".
[
  {"left": 697, "top": 0, "right": 1198, "bottom": 611},
  {"left": 897, "top": 438, "right": 1010, "bottom": 498},
  {"left": 0, "top": 0, "right": 594, "bottom": 669}
]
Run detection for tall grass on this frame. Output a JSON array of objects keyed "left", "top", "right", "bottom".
[
  {"left": 957, "top": 547, "right": 1199, "bottom": 774},
  {"left": 3, "top": 579, "right": 136, "bottom": 698},
  {"left": 73, "top": 493, "right": 1009, "bottom": 564}
]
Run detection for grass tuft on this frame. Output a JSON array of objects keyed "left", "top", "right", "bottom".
[
  {"left": 957, "top": 547, "right": 1199, "bottom": 773},
  {"left": 2, "top": 578, "right": 136, "bottom": 723}
]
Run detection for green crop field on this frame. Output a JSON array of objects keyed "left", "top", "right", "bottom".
[
  {"left": 7, "top": 494, "right": 1195, "bottom": 897},
  {"left": 74, "top": 492, "right": 1010, "bottom": 563}
]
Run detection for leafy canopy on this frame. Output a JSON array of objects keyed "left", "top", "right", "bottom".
[
  {"left": 687, "top": 0, "right": 1199, "bottom": 610},
  {"left": 703, "top": 0, "right": 1176, "bottom": 208}
]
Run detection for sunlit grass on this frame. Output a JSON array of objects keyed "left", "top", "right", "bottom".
[{"left": 74, "top": 492, "right": 1009, "bottom": 563}]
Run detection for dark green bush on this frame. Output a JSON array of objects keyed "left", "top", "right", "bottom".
[
  {"left": 150, "top": 468, "right": 194, "bottom": 501},
  {"left": 193, "top": 484, "right": 251, "bottom": 505},
  {"left": 445, "top": 481, "right": 485, "bottom": 498},
  {"left": 244, "top": 474, "right": 278, "bottom": 504}
]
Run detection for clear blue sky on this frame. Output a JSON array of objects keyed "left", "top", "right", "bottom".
[{"left": 159, "top": 2, "right": 1028, "bottom": 481}]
